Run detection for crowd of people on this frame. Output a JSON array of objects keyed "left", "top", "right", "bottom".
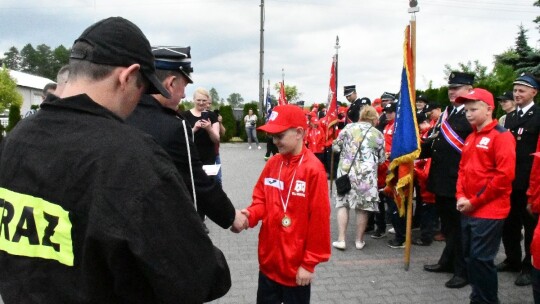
[
  {"left": 1, "top": 16, "right": 540, "bottom": 304},
  {"left": 301, "top": 72, "right": 540, "bottom": 304}
]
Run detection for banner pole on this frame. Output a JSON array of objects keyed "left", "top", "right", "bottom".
[{"left": 404, "top": 6, "right": 417, "bottom": 272}]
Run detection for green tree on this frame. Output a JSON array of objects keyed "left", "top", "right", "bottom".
[
  {"left": 2, "top": 47, "right": 21, "bottom": 70},
  {"left": 20, "top": 43, "right": 38, "bottom": 74},
  {"left": 209, "top": 87, "right": 220, "bottom": 109},
  {"left": 533, "top": 0, "right": 540, "bottom": 41},
  {"left": 227, "top": 92, "right": 244, "bottom": 108},
  {"left": 273, "top": 83, "right": 301, "bottom": 103},
  {"left": 0, "top": 66, "right": 23, "bottom": 114},
  {"left": 51, "top": 45, "right": 70, "bottom": 78},
  {"left": 35, "top": 44, "right": 55, "bottom": 79}
]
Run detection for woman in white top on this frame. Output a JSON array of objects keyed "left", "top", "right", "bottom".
[{"left": 244, "top": 109, "right": 261, "bottom": 149}]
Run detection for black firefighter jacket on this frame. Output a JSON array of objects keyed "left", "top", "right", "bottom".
[
  {"left": 0, "top": 94, "right": 230, "bottom": 303},
  {"left": 126, "top": 95, "right": 235, "bottom": 228}
]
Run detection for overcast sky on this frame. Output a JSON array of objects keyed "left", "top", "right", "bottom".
[{"left": 1, "top": 0, "right": 539, "bottom": 106}]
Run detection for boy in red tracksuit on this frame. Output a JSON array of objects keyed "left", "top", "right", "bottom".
[
  {"left": 455, "top": 88, "right": 516, "bottom": 304},
  {"left": 527, "top": 136, "right": 540, "bottom": 302},
  {"left": 241, "top": 105, "right": 331, "bottom": 304},
  {"left": 306, "top": 117, "right": 325, "bottom": 165},
  {"left": 413, "top": 113, "right": 437, "bottom": 246}
]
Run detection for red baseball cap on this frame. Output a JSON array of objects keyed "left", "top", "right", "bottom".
[
  {"left": 455, "top": 88, "right": 494, "bottom": 108},
  {"left": 258, "top": 105, "right": 308, "bottom": 134}
]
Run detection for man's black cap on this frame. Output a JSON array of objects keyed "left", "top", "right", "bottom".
[
  {"left": 496, "top": 91, "right": 514, "bottom": 102},
  {"left": 359, "top": 97, "right": 371, "bottom": 106},
  {"left": 513, "top": 73, "right": 540, "bottom": 90},
  {"left": 344, "top": 85, "right": 356, "bottom": 97},
  {"left": 416, "top": 95, "right": 429, "bottom": 103},
  {"left": 448, "top": 71, "right": 474, "bottom": 88},
  {"left": 383, "top": 102, "right": 397, "bottom": 113},
  {"left": 423, "top": 102, "right": 441, "bottom": 113},
  {"left": 381, "top": 92, "right": 396, "bottom": 101},
  {"left": 152, "top": 46, "right": 193, "bottom": 84},
  {"left": 70, "top": 17, "right": 170, "bottom": 98}
]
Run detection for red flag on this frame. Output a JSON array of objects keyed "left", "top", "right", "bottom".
[
  {"left": 320, "top": 55, "right": 338, "bottom": 143},
  {"left": 320, "top": 55, "right": 338, "bottom": 128},
  {"left": 278, "top": 82, "right": 288, "bottom": 105}
]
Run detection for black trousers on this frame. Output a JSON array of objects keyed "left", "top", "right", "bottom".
[
  {"left": 501, "top": 189, "right": 538, "bottom": 271},
  {"left": 257, "top": 272, "right": 310, "bottom": 304},
  {"left": 265, "top": 136, "right": 278, "bottom": 157},
  {"left": 435, "top": 195, "right": 467, "bottom": 278}
]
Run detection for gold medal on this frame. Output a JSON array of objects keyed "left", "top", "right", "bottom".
[
  {"left": 517, "top": 136, "right": 522, "bottom": 141},
  {"left": 282, "top": 215, "right": 292, "bottom": 227}
]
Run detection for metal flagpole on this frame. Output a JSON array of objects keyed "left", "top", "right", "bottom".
[
  {"left": 404, "top": 0, "right": 419, "bottom": 271},
  {"left": 258, "top": 0, "right": 265, "bottom": 117}
]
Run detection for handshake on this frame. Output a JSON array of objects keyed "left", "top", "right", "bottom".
[{"left": 230, "top": 209, "right": 250, "bottom": 233}]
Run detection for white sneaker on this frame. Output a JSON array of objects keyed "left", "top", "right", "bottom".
[
  {"left": 257, "top": 146, "right": 262, "bottom": 150},
  {"left": 248, "top": 146, "right": 252, "bottom": 150},
  {"left": 355, "top": 240, "right": 366, "bottom": 250},
  {"left": 332, "top": 240, "right": 346, "bottom": 250},
  {"left": 389, "top": 227, "right": 395, "bottom": 234}
]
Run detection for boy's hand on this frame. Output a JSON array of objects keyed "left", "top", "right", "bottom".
[
  {"left": 230, "top": 209, "right": 249, "bottom": 233},
  {"left": 296, "top": 266, "right": 313, "bottom": 286},
  {"left": 456, "top": 197, "right": 473, "bottom": 213}
]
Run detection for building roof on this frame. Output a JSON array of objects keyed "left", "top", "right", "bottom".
[{"left": 8, "top": 69, "right": 55, "bottom": 90}]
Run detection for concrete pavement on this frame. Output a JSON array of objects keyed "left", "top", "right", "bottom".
[{"left": 209, "top": 143, "right": 533, "bottom": 304}]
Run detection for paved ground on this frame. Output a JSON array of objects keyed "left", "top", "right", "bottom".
[{"left": 208, "top": 143, "right": 534, "bottom": 304}]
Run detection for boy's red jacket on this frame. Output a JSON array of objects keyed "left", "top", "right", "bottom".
[
  {"left": 415, "top": 129, "right": 435, "bottom": 203},
  {"left": 306, "top": 125, "right": 325, "bottom": 153},
  {"left": 414, "top": 158, "right": 435, "bottom": 203},
  {"left": 456, "top": 120, "right": 515, "bottom": 219},
  {"left": 527, "top": 137, "right": 540, "bottom": 269},
  {"left": 246, "top": 147, "right": 331, "bottom": 286}
]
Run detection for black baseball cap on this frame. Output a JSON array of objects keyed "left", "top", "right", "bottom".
[
  {"left": 70, "top": 17, "right": 170, "bottom": 98},
  {"left": 383, "top": 102, "right": 397, "bottom": 113}
]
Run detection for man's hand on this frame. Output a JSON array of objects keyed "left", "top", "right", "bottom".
[
  {"left": 456, "top": 197, "right": 473, "bottom": 213},
  {"left": 230, "top": 209, "right": 249, "bottom": 233},
  {"left": 296, "top": 266, "right": 313, "bottom": 286}
]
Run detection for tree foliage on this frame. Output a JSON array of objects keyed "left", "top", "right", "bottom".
[
  {"left": 1, "top": 44, "right": 70, "bottom": 80},
  {"left": 209, "top": 87, "right": 220, "bottom": 109},
  {"left": 226, "top": 92, "right": 244, "bottom": 108},
  {"left": 273, "top": 83, "right": 302, "bottom": 103},
  {"left": 0, "top": 66, "right": 23, "bottom": 113}
]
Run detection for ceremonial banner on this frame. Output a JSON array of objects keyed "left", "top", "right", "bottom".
[
  {"left": 278, "top": 82, "right": 288, "bottom": 105},
  {"left": 385, "top": 25, "right": 420, "bottom": 216},
  {"left": 320, "top": 55, "right": 338, "bottom": 131}
]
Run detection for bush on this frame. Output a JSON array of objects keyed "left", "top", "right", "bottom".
[
  {"left": 218, "top": 105, "right": 236, "bottom": 142},
  {"left": 6, "top": 104, "right": 21, "bottom": 132}
]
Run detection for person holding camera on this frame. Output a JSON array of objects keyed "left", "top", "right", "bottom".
[{"left": 245, "top": 108, "right": 261, "bottom": 150}]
